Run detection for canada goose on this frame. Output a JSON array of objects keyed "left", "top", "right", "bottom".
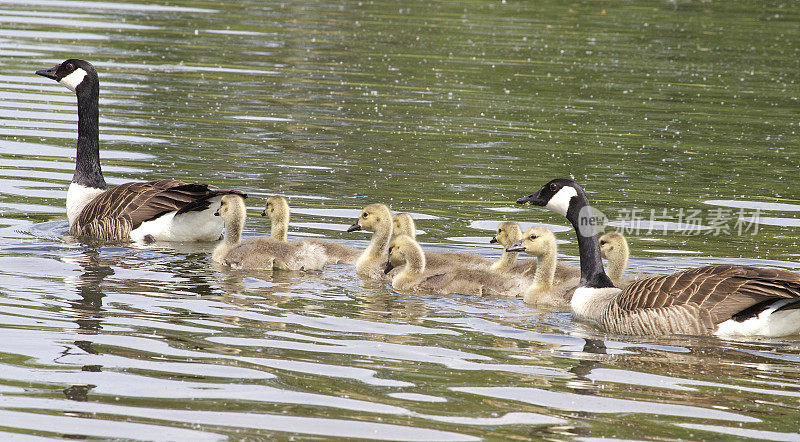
[
  {"left": 384, "top": 235, "right": 525, "bottom": 297},
  {"left": 490, "top": 221, "right": 580, "bottom": 281},
  {"left": 348, "top": 203, "right": 394, "bottom": 279},
  {"left": 261, "top": 195, "right": 360, "bottom": 264},
  {"left": 35, "top": 59, "right": 243, "bottom": 242},
  {"left": 518, "top": 178, "right": 800, "bottom": 337},
  {"left": 599, "top": 231, "right": 629, "bottom": 285},
  {"left": 506, "top": 226, "right": 579, "bottom": 307},
  {"left": 392, "top": 212, "right": 492, "bottom": 269},
  {"left": 213, "top": 195, "right": 326, "bottom": 270}
]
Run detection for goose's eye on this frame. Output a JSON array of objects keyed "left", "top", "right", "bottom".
[
  {"left": 64, "top": 62, "right": 74, "bottom": 71},
  {"left": 530, "top": 235, "right": 537, "bottom": 240},
  {"left": 599, "top": 240, "right": 606, "bottom": 246},
  {"left": 497, "top": 228, "right": 503, "bottom": 233},
  {"left": 549, "top": 183, "right": 558, "bottom": 192},
  {"left": 362, "top": 212, "right": 369, "bottom": 219}
]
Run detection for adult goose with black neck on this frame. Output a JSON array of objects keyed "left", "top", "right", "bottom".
[
  {"left": 35, "top": 59, "right": 243, "bottom": 242},
  {"left": 518, "top": 178, "right": 800, "bottom": 338}
]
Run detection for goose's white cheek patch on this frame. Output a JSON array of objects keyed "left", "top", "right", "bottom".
[
  {"left": 59, "top": 68, "right": 88, "bottom": 92},
  {"left": 546, "top": 186, "right": 577, "bottom": 216}
]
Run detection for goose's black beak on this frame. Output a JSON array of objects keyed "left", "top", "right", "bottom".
[
  {"left": 517, "top": 188, "right": 546, "bottom": 206},
  {"left": 506, "top": 240, "right": 525, "bottom": 252},
  {"left": 214, "top": 210, "right": 220, "bottom": 216},
  {"left": 384, "top": 261, "right": 394, "bottom": 274},
  {"left": 489, "top": 236, "right": 498, "bottom": 244},
  {"left": 347, "top": 221, "right": 362, "bottom": 232},
  {"left": 261, "top": 210, "right": 267, "bottom": 217},
  {"left": 35, "top": 65, "right": 59, "bottom": 81}
]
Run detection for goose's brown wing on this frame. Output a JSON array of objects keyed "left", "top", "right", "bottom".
[
  {"left": 74, "top": 179, "right": 244, "bottom": 239},
  {"left": 617, "top": 265, "right": 800, "bottom": 323}
]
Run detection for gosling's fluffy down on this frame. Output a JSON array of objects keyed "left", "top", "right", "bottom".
[
  {"left": 599, "top": 231, "right": 631, "bottom": 286},
  {"left": 507, "top": 226, "right": 579, "bottom": 308},
  {"left": 392, "top": 212, "right": 492, "bottom": 270},
  {"left": 385, "top": 235, "right": 526, "bottom": 297},
  {"left": 491, "top": 221, "right": 580, "bottom": 281},
  {"left": 213, "top": 195, "right": 327, "bottom": 270},
  {"left": 262, "top": 195, "right": 360, "bottom": 265}
]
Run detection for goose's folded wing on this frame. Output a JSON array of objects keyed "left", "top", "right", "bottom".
[
  {"left": 616, "top": 265, "right": 800, "bottom": 322},
  {"left": 77, "top": 179, "right": 244, "bottom": 230}
]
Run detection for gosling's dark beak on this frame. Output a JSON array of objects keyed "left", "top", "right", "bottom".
[
  {"left": 517, "top": 188, "right": 546, "bottom": 206},
  {"left": 347, "top": 221, "right": 362, "bottom": 232},
  {"left": 506, "top": 240, "right": 525, "bottom": 252},
  {"left": 489, "top": 236, "right": 498, "bottom": 244},
  {"left": 384, "top": 261, "right": 394, "bottom": 274},
  {"left": 214, "top": 210, "right": 220, "bottom": 216},
  {"left": 261, "top": 210, "right": 267, "bottom": 216},
  {"left": 35, "top": 64, "right": 59, "bottom": 81}
]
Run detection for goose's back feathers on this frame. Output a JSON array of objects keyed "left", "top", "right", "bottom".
[
  {"left": 580, "top": 265, "right": 800, "bottom": 336},
  {"left": 73, "top": 179, "right": 243, "bottom": 241},
  {"left": 619, "top": 265, "right": 800, "bottom": 318}
]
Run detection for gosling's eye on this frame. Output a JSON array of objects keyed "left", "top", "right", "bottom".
[
  {"left": 599, "top": 240, "right": 606, "bottom": 245},
  {"left": 498, "top": 228, "right": 503, "bottom": 233},
  {"left": 362, "top": 212, "right": 369, "bottom": 219},
  {"left": 530, "top": 235, "right": 537, "bottom": 240},
  {"left": 549, "top": 183, "right": 558, "bottom": 192}
]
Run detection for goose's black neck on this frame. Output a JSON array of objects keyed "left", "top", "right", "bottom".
[
  {"left": 75, "top": 81, "right": 106, "bottom": 189},
  {"left": 565, "top": 189, "right": 615, "bottom": 289}
]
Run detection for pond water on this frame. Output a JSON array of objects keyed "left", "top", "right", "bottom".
[{"left": 0, "top": 0, "right": 799, "bottom": 439}]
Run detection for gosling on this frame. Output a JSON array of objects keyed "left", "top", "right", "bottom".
[
  {"left": 384, "top": 234, "right": 526, "bottom": 297},
  {"left": 392, "top": 212, "right": 492, "bottom": 270},
  {"left": 506, "top": 226, "right": 579, "bottom": 308},
  {"left": 599, "top": 231, "right": 629, "bottom": 286},
  {"left": 213, "top": 195, "right": 326, "bottom": 270},
  {"left": 262, "top": 195, "right": 360, "bottom": 265},
  {"left": 348, "top": 203, "right": 394, "bottom": 280},
  {"left": 491, "top": 221, "right": 580, "bottom": 281}
]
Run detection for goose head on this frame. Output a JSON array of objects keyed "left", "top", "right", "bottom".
[
  {"left": 392, "top": 213, "right": 416, "bottom": 239},
  {"left": 348, "top": 203, "right": 392, "bottom": 233},
  {"left": 384, "top": 234, "right": 423, "bottom": 274},
  {"left": 490, "top": 221, "right": 522, "bottom": 247},
  {"left": 261, "top": 195, "right": 289, "bottom": 221},
  {"left": 36, "top": 59, "right": 98, "bottom": 93},
  {"left": 506, "top": 226, "right": 556, "bottom": 258},
  {"left": 516, "top": 178, "right": 582, "bottom": 217}
]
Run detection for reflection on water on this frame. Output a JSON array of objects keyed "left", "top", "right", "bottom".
[{"left": 0, "top": 0, "right": 798, "bottom": 439}]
